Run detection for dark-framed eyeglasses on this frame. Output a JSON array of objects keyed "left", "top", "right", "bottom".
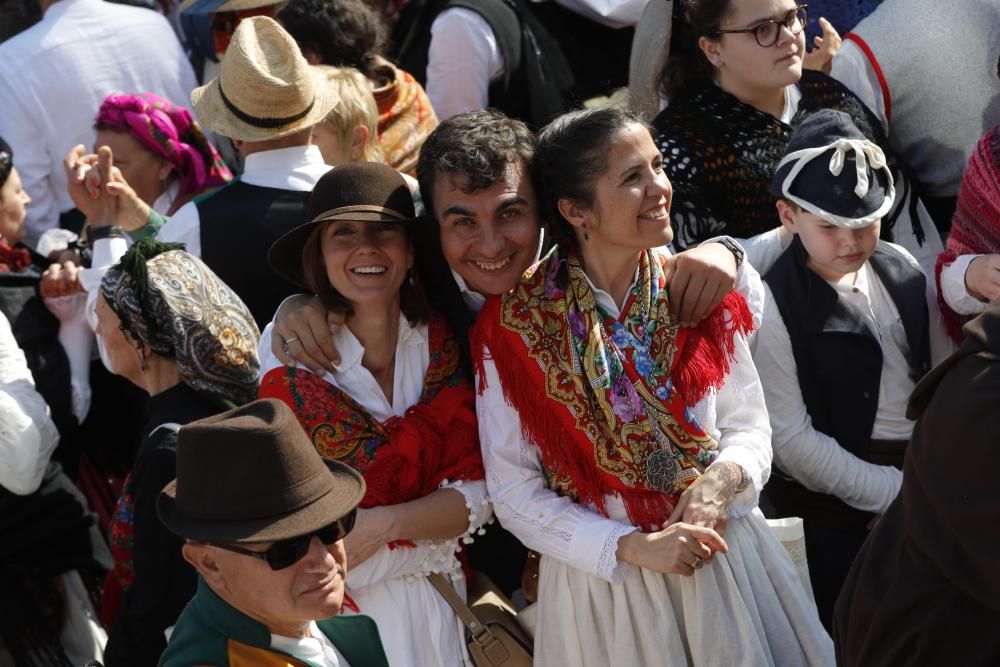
[
  {"left": 207, "top": 508, "right": 357, "bottom": 571},
  {"left": 715, "top": 5, "right": 808, "bottom": 48}
]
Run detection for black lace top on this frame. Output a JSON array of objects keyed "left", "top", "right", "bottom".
[{"left": 653, "top": 70, "right": 914, "bottom": 249}]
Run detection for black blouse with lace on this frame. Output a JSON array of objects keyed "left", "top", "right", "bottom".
[{"left": 653, "top": 69, "right": 912, "bottom": 249}]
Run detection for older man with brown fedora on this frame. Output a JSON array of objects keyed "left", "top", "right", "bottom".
[
  {"left": 91, "top": 15, "right": 338, "bottom": 329},
  {"left": 157, "top": 398, "right": 389, "bottom": 666}
]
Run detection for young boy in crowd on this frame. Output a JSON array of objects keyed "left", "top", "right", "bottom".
[
  {"left": 312, "top": 65, "right": 384, "bottom": 167},
  {"left": 752, "top": 109, "right": 953, "bottom": 628}
]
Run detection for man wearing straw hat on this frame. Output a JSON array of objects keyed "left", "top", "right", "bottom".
[
  {"left": 158, "top": 398, "right": 390, "bottom": 666},
  {"left": 97, "top": 15, "right": 338, "bottom": 329}
]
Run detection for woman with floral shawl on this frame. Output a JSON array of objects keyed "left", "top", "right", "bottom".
[
  {"left": 473, "top": 107, "right": 833, "bottom": 665},
  {"left": 257, "top": 162, "right": 488, "bottom": 667}
]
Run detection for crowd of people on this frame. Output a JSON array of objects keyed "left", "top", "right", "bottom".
[{"left": 0, "top": 0, "right": 998, "bottom": 665}]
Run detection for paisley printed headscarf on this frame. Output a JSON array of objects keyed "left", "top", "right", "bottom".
[{"left": 101, "top": 239, "right": 260, "bottom": 405}]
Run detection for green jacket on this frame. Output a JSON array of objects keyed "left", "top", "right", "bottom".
[{"left": 159, "top": 578, "right": 389, "bottom": 667}]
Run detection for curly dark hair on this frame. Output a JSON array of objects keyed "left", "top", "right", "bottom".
[
  {"left": 277, "top": 0, "right": 387, "bottom": 80},
  {"left": 416, "top": 109, "right": 537, "bottom": 218},
  {"left": 534, "top": 106, "right": 650, "bottom": 246}
]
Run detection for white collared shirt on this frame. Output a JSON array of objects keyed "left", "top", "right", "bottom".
[
  {"left": 752, "top": 244, "right": 955, "bottom": 514},
  {"left": 0, "top": 0, "right": 197, "bottom": 249},
  {"left": 157, "top": 145, "right": 330, "bottom": 258},
  {"left": 269, "top": 622, "right": 350, "bottom": 667}
]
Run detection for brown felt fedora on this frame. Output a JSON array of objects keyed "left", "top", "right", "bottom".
[
  {"left": 269, "top": 161, "right": 421, "bottom": 288},
  {"left": 158, "top": 398, "right": 365, "bottom": 544},
  {"left": 191, "top": 16, "right": 338, "bottom": 142}
]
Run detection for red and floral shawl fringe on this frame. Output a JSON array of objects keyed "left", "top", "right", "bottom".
[{"left": 471, "top": 257, "right": 753, "bottom": 530}]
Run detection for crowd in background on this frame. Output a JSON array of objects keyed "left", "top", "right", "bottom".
[{"left": 0, "top": 0, "right": 998, "bottom": 665}]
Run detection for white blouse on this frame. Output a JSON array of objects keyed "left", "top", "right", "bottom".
[
  {"left": 0, "top": 312, "right": 61, "bottom": 495},
  {"left": 476, "top": 272, "right": 772, "bottom": 584}
]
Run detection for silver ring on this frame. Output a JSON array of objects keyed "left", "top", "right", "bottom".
[
  {"left": 692, "top": 556, "right": 704, "bottom": 570},
  {"left": 284, "top": 336, "right": 299, "bottom": 345}
]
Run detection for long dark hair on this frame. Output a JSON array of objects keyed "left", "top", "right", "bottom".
[
  {"left": 534, "top": 106, "right": 651, "bottom": 247},
  {"left": 658, "top": 0, "right": 733, "bottom": 100}
]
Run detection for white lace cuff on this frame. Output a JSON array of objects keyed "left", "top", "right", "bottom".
[
  {"left": 596, "top": 523, "right": 639, "bottom": 584},
  {"left": 439, "top": 478, "right": 493, "bottom": 545}
]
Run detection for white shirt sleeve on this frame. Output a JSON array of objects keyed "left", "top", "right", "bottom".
[
  {"left": 542, "top": 0, "right": 649, "bottom": 28},
  {"left": 155, "top": 201, "right": 202, "bottom": 257},
  {"left": 738, "top": 226, "right": 794, "bottom": 276},
  {"left": 0, "top": 78, "right": 61, "bottom": 248},
  {"left": 888, "top": 243, "right": 957, "bottom": 366},
  {"left": 830, "top": 39, "right": 888, "bottom": 133},
  {"left": 707, "top": 329, "right": 772, "bottom": 517},
  {"left": 939, "top": 254, "right": 989, "bottom": 317},
  {"left": 751, "top": 284, "right": 902, "bottom": 514},
  {"left": 0, "top": 313, "right": 60, "bottom": 495},
  {"left": 426, "top": 8, "right": 505, "bottom": 120},
  {"left": 477, "top": 351, "right": 637, "bottom": 584}
]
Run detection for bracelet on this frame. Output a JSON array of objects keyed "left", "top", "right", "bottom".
[
  {"left": 715, "top": 236, "right": 745, "bottom": 271},
  {"left": 734, "top": 466, "right": 750, "bottom": 494},
  {"left": 87, "top": 224, "right": 125, "bottom": 242}
]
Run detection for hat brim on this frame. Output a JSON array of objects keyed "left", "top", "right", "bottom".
[
  {"left": 192, "top": 70, "right": 339, "bottom": 143},
  {"left": 180, "top": 0, "right": 282, "bottom": 13},
  {"left": 157, "top": 457, "right": 365, "bottom": 544},
  {"left": 268, "top": 211, "right": 426, "bottom": 289}
]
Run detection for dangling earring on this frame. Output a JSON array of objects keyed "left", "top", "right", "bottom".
[
  {"left": 408, "top": 268, "right": 415, "bottom": 286},
  {"left": 582, "top": 225, "right": 590, "bottom": 242}
]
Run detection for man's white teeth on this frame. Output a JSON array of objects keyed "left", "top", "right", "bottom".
[
  {"left": 352, "top": 266, "right": 387, "bottom": 275},
  {"left": 474, "top": 257, "right": 511, "bottom": 271}
]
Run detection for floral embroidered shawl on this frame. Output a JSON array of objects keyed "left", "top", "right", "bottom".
[
  {"left": 259, "top": 315, "right": 483, "bottom": 520},
  {"left": 472, "top": 248, "right": 753, "bottom": 529}
]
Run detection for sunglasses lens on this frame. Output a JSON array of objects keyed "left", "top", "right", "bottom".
[
  {"left": 266, "top": 535, "right": 312, "bottom": 570},
  {"left": 317, "top": 509, "right": 357, "bottom": 545}
]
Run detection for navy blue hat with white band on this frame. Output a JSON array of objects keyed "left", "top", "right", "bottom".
[{"left": 769, "top": 109, "right": 894, "bottom": 228}]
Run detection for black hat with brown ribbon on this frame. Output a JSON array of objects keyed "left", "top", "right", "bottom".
[{"left": 269, "top": 161, "right": 420, "bottom": 288}]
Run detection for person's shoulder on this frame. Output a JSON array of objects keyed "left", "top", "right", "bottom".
[{"left": 317, "top": 614, "right": 390, "bottom": 667}]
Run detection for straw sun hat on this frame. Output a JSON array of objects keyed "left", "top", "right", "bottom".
[{"left": 191, "top": 15, "right": 338, "bottom": 142}]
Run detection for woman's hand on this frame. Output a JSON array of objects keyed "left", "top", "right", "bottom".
[
  {"left": 616, "top": 523, "right": 728, "bottom": 576},
  {"left": 342, "top": 506, "right": 394, "bottom": 569},
  {"left": 663, "top": 241, "right": 738, "bottom": 326},
  {"left": 39, "top": 261, "right": 85, "bottom": 298},
  {"left": 271, "top": 294, "right": 344, "bottom": 372},
  {"left": 802, "top": 17, "right": 842, "bottom": 75},
  {"left": 964, "top": 254, "right": 1000, "bottom": 303},
  {"left": 665, "top": 462, "right": 744, "bottom": 537},
  {"left": 63, "top": 145, "right": 102, "bottom": 219}
]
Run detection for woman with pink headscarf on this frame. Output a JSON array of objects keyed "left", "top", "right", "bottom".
[{"left": 90, "top": 92, "right": 231, "bottom": 216}]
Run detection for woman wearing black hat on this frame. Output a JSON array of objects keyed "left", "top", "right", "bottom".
[
  {"left": 93, "top": 238, "right": 260, "bottom": 666},
  {"left": 259, "top": 161, "right": 488, "bottom": 667},
  {"left": 652, "top": 0, "right": 941, "bottom": 279}
]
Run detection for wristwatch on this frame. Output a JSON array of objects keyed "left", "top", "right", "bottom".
[
  {"left": 715, "top": 236, "right": 745, "bottom": 271},
  {"left": 87, "top": 224, "right": 125, "bottom": 242},
  {"left": 734, "top": 465, "right": 750, "bottom": 494}
]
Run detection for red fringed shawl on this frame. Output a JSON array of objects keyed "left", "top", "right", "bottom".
[
  {"left": 259, "top": 315, "right": 484, "bottom": 520},
  {"left": 471, "top": 249, "right": 753, "bottom": 530}
]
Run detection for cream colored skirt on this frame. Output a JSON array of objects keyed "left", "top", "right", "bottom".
[{"left": 534, "top": 509, "right": 834, "bottom": 666}]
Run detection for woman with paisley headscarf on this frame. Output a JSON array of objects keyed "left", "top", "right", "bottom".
[
  {"left": 93, "top": 238, "right": 259, "bottom": 666},
  {"left": 473, "top": 107, "right": 833, "bottom": 665}
]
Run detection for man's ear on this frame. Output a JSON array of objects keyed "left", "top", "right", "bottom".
[
  {"left": 556, "top": 197, "right": 591, "bottom": 232},
  {"left": 182, "top": 543, "right": 225, "bottom": 587},
  {"left": 349, "top": 126, "right": 370, "bottom": 162},
  {"left": 776, "top": 199, "right": 799, "bottom": 234}
]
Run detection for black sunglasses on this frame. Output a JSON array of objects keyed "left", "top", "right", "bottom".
[{"left": 208, "top": 508, "right": 357, "bottom": 571}]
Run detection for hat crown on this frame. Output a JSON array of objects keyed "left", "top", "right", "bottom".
[
  {"left": 217, "top": 16, "right": 316, "bottom": 126},
  {"left": 172, "top": 399, "right": 341, "bottom": 534},
  {"left": 306, "top": 162, "right": 415, "bottom": 222}
]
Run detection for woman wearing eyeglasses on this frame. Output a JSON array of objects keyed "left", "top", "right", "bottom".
[
  {"left": 257, "top": 163, "right": 488, "bottom": 667},
  {"left": 652, "top": 0, "right": 941, "bottom": 277},
  {"left": 94, "top": 238, "right": 260, "bottom": 666}
]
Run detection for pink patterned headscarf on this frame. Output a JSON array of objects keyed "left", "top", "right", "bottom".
[
  {"left": 95, "top": 93, "right": 232, "bottom": 198},
  {"left": 936, "top": 125, "right": 1000, "bottom": 342}
]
